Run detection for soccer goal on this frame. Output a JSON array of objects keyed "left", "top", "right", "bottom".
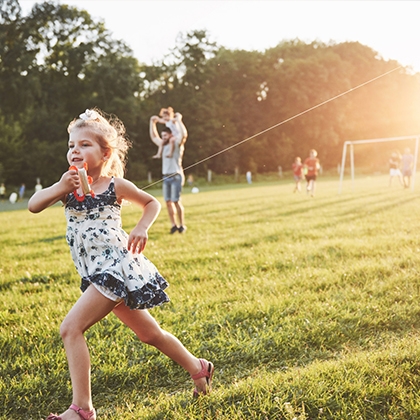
[{"left": 338, "top": 135, "right": 420, "bottom": 193}]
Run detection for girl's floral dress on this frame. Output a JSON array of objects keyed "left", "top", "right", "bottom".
[{"left": 65, "top": 178, "right": 169, "bottom": 309}]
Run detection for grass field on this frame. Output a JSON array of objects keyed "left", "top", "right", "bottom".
[{"left": 1, "top": 175, "right": 420, "bottom": 419}]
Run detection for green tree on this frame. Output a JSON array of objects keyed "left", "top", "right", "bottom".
[
  {"left": 0, "top": 1, "right": 143, "bottom": 186},
  {"left": 0, "top": 0, "right": 39, "bottom": 117},
  {"left": 0, "top": 114, "right": 24, "bottom": 182}
]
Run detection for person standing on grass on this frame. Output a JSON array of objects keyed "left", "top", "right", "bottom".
[
  {"left": 0, "top": 183, "right": 5, "bottom": 201},
  {"left": 35, "top": 178, "right": 43, "bottom": 192},
  {"left": 401, "top": 148, "right": 414, "bottom": 189},
  {"left": 388, "top": 151, "right": 404, "bottom": 187},
  {"left": 152, "top": 107, "right": 179, "bottom": 159},
  {"left": 19, "top": 183, "right": 25, "bottom": 200},
  {"left": 149, "top": 112, "right": 188, "bottom": 234},
  {"left": 304, "top": 149, "right": 320, "bottom": 197},
  {"left": 292, "top": 157, "right": 304, "bottom": 193},
  {"left": 28, "top": 108, "right": 213, "bottom": 420}
]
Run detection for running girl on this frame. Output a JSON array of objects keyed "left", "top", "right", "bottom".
[{"left": 29, "top": 108, "right": 213, "bottom": 420}]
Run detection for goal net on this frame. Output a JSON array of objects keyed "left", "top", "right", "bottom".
[{"left": 338, "top": 135, "right": 420, "bottom": 193}]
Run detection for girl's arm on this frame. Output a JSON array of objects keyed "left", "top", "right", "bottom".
[
  {"left": 28, "top": 169, "right": 80, "bottom": 213},
  {"left": 114, "top": 178, "right": 161, "bottom": 254}
]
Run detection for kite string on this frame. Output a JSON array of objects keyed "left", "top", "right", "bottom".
[{"left": 142, "top": 65, "right": 402, "bottom": 190}]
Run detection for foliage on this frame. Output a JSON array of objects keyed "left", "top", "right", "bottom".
[
  {"left": 0, "top": 0, "right": 142, "bottom": 185},
  {"left": 0, "top": 0, "right": 420, "bottom": 188},
  {"left": 2, "top": 176, "right": 420, "bottom": 418}
]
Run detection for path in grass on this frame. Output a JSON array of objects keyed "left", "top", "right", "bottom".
[{"left": 1, "top": 175, "right": 420, "bottom": 419}]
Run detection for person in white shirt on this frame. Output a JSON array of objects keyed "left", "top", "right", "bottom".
[
  {"left": 152, "top": 107, "right": 179, "bottom": 159},
  {"left": 149, "top": 112, "right": 188, "bottom": 233}
]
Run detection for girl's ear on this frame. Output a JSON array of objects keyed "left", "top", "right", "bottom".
[{"left": 103, "top": 149, "right": 111, "bottom": 161}]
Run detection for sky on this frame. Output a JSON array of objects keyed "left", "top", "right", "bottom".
[{"left": 19, "top": 0, "right": 420, "bottom": 73}]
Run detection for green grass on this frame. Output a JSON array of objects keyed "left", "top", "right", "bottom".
[{"left": 1, "top": 175, "right": 420, "bottom": 419}]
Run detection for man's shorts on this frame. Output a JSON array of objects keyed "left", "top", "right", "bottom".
[
  {"left": 305, "top": 174, "right": 317, "bottom": 182},
  {"left": 162, "top": 173, "right": 183, "bottom": 202}
]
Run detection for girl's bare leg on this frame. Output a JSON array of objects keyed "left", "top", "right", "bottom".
[
  {"left": 112, "top": 304, "right": 208, "bottom": 392},
  {"left": 57, "top": 286, "right": 117, "bottom": 419}
]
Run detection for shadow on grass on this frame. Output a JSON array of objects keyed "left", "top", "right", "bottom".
[{"left": 0, "top": 271, "right": 72, "bottom": 291}]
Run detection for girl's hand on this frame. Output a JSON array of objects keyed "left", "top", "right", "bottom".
[
  {"left": 59, "top": 169, "right": 80, "bottom": 194},
  {"left": 28, "top": 169, "right": 81, "bottom": 213},
  {"left": 113, "top": 178, "right": 161, "bottom": 253},
  {"left": 127, "top": 226, "right": 148, "bottom": 254}
]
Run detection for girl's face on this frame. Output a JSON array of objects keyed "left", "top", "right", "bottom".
[{"left": 67, "top": 127, "right": 108, "bottom": 173}]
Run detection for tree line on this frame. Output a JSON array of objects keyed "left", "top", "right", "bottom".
[{"left": 1, "top": 0, "right": 420, "bottom": 188}]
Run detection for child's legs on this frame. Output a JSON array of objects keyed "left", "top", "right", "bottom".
[
  {"left": 60, "top": 285, "right": 117, "bottom": 409},
  {"left": 153, "top": 144, "right": 163, "bottom": 158},
  {"left": 112, "top": 304, "right": 201, "bottom": 376}
]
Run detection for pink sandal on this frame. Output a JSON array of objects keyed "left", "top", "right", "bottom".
[
  {"left": 46, "top": 404, "right": 96, "bottom": 420},
  {"left": 190, "top": 358, "right": 214, "bottom": 398}
]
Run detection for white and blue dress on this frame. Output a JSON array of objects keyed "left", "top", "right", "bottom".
[{"left": 65, "top": 178, "right": 169, "bottom": 310}]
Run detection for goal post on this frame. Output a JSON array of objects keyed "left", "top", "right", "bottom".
[{"left": 338, "top": 135, "right": 420, "bottom": 193}]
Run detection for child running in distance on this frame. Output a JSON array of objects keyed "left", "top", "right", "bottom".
[
  {"left": 292, "top": 157, "right": 303, "bottom": 193},
  {"left": 28, "top": 108, "right": 214, "bottom": 420},
  {"left": 152, "top": 107, "right": 179, "bottom": 159},
  {"left": 304, "top": 149, "right": 320, "bottom": 197}
]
